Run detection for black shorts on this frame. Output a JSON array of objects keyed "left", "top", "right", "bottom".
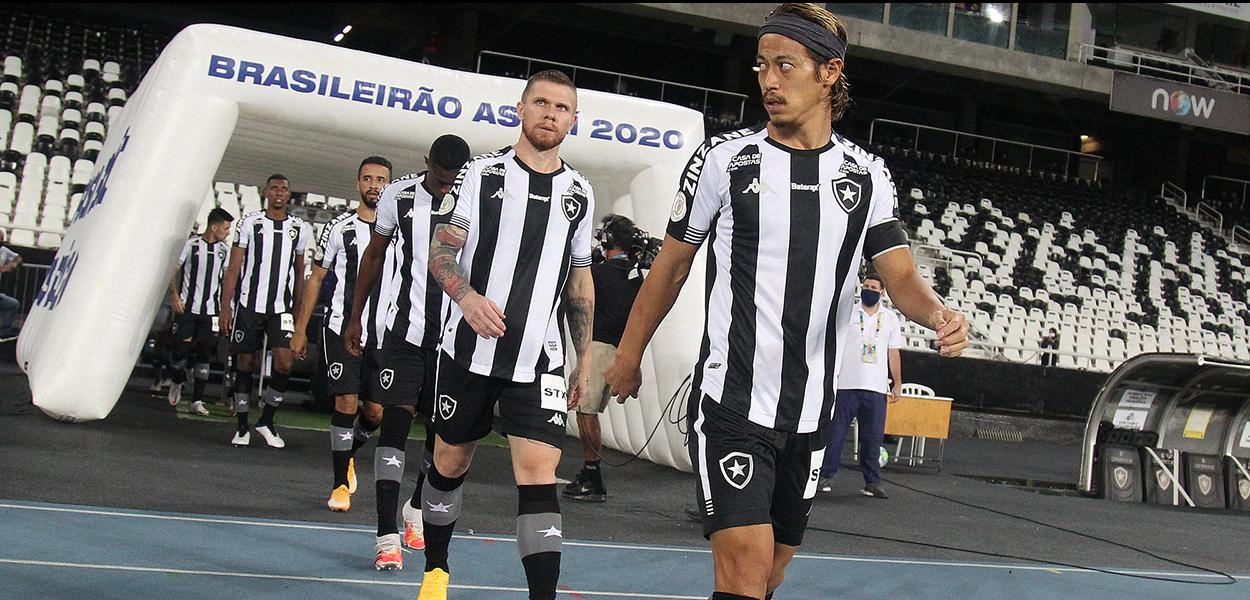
[
  {"left": 230, "top": 306, "right": 293, "bottom": 353},
  {"left": 370, "top": 330, "right": 437, "bottom": 414},
  {"left": 322, "top": 326, "right": 377, "bottom": 398},
  {"left": 171, "top": 312, "right": 218, "bottom": 347},
  {"left": 688, "top": 394, "right": 826, "bottom": 547},
  {"left": 432, "top": 351, "right": 567, "bottom": 447}
]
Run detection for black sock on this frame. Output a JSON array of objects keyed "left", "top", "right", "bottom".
[
  {"left": 236, "top": 411, "right": 249, "bottom": 433},
  {"left": 409, "top": 423, "right": 436, "bottom": 510},
  {"left": 351, "top": 412, "right": 380, "bottom": 454},
  {"left": 257, "top": 403, "right": 278, "bottom": 428},
  {"left": 330, "top": 410, "right": 356, "bottom": 489},
  {"left": 191, "top": 360, "right": 210, "bottom": 403},
  {"left": 375, "top": 407, "right": 414, "bottom": 536},
  {"left": 517, "top": 484, "right": 561, "bottom": 600},
  {"left": 422, "top": 462, "right": 466, "bottom": 573},
  {"left": 233, "top": 369, "right": 252, "bottom": 434},
  {"left": 584, "top": 460, "right": 602, "bottom": 483},
  {"left": 711, "top": 594, "right": 759, "bottom": 600},
  {"left": 192, "top": 378, "right": 207, "bottom": 403}
]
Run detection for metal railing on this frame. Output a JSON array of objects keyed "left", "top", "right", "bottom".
[
  {"left": 868, "top": 118, "right": 1103, "bottom": 180},
  {"left": 912, "top": 243, "right": 984, "bottom": 267},
  {"left": 1202, "top": 175, "right": 1250, "bottom": 212},
  {"left": 1160, "top": 181, "right": 1188, "bottom": 210},
  {"left": 0, "top": 262, "right": 49, "bottom": 317},
  {"left": 476, "top": 50, "right": 748, "bottom": 122},
  {"left": 1196, "top": 201, "right": 1225, "bottom": 234},
  {"left": 1078, "top": 43, "right": 1250, "bottom": 95},
  {"left": 1233, "top": 225, "right": 1250, "bottom": 253}
]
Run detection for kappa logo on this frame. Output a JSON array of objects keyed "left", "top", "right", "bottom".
[
  {"left": 433, "top": 193, "right": 455, "bottom": 216},
  {"left": 719, "top": 452, "right": 754, "bottom": 490},
  {"left": 439, "top": 394, "right": 458, "bottom": 421},
  {"left": 329, "top": 362, "right": 343, "bottom": 380},
  {"left": 832, "top": 178, "right": 862, "bottom": 213},
  {"left": 741, "top": 178, "right": 761, "bottom": 195},
  {"left": 490, "top": 187, "right": 505, "bottom": 200},
  {"left": 670, "top": 192, "right": 687, "bottom": 223},
  {"left": 1113, "top": 466, "right": 1130, "bottom": 489},
  {"left": 379, "top": 368, "right": 395, "bottom": 390},
  {"left": 1240, "top": 479, "right": 1250, "bottom": 500},
  {"left": 1198, "top": 474, "right": 1213, "bottom": 496},
  {"left": 548, "top": 413, "right": 566, "bottom": 427}
]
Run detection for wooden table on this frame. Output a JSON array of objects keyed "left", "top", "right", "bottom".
[{"left": 853, "top": 394, "right": 954, "bottom": 469}]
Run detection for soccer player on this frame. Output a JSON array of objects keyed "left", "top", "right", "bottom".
[
  {"left": 605, "top": 5, "right": 970, "bottom": 600},
  {"left": 417, "top": 70, "right": 596, "bottom": 599},
  {"left": 167, "top": 207, "right": 234, "bottom": 416},
  {"left": 291, "top": 157, "right": 394, "bottom": 512},
  {"left": 219, "top": 174, "right": 313, "bottom": 449},
  {"left": 343, "top": 136, "right": 471, "bottom": 570}
]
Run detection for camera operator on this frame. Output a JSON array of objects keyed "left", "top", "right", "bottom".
[{"left": 564, "top": 214, "right": 648, "bottom": 503}]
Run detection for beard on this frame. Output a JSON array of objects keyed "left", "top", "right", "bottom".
[
  {"left": 522, "top": 123, "right": 567, "bottom": 152},
  {"left": 362, "top": 194, "right": 378, "bottom": 209}
]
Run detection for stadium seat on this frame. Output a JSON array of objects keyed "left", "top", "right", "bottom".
[
  {"left": 17, "top": 85, "right": 39, "bottom": 123},
  {"left": 63, "top": 90, "right": 83, "bottom": 110},
  {"left": 107, "top": 88, "right": 126, "bottom": 106},
  {"left": 84, "top": 120, "right": 106, "bottom": 142},
  {"left": 36, "top": 232, "right": 61, "bottom": 248},
  {"left": 2, "top": 56, "right": 21, "bottom": 83},
  {"left": 85, "top": 102, "right": 106, "bottom": 123},
  {"left": 66, "top": 74, "right": 85, "bottom": 92}
]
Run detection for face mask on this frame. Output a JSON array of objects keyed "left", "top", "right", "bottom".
[{"left": 861, "top": 289, "right": 881, "bottom": 307}]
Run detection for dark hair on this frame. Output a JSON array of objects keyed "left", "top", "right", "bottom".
[
  {"left": 358, "top": 156, "right": 392, "bottom": 176},
  {"left": 768, "top": 3, "right": 852, "bottom": 122},
  {"left": 207, "top": 207, "right": 234, "bottom": 226},
  {"left": 429, "top": 134, "right": 471, "bottom": 172},
  {"left": 522, "top": 69, "right": 577, "bottom": 102},
  {"left": 599, "top": 214, "right": 636, "bottom": 251},
  {"left": 863, "top": 272, "right": 883, "bottom": 285},
  {"left": 265, "top": 174, "right": 288, "bottom": 186}
]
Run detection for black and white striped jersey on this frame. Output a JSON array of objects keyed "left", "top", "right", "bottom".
[
  {"left": 233, "top": 211, "right": 313, "bottom": 314},
  {"left": 177, "top": 236, "right": 228, "bottom": 315},
  {"left": 373, "top": 172, "right": 448, "bottom": 350},
  {"left": 315, "top": 211, "right": 395, "bottom": 347},
  {"left": 668, "top": 126, "right": 908, "bottom": 434},
  {"left": 442, "top": 147, "right": 595, "bottom": 383}
]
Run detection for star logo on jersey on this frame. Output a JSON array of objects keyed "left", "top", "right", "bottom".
[
  {"left": 379, "top": 369, "right": 395, "bottom": 390},
  {"left": 427, "top": 501, "right": 454, "bottom": 513},
  {"left": 1113, "top": 466, "right": 1129, "bottom": 489},
  {"left": 439, "top": 394, "right": 458, "bottom": 421},
  {"left": 383, "top": 455, "right": 403, "bottom": 468},
  {"left": 233, "top": 330, "right": 244, "bottom": 343},
  {"left": 562, "top": 196, "right": 582, "bottom": 222},
  {"left": 217, "top": 249, "right": 226, "bottom": 260},
  {"left": 1198, "top": 474, "right": 1213, "bottom": 496},
  {"left": 328, "top": 362, "right": 343, "bottom": 380},
  {"left": 832, "top": 177, "right": 862, "bottom": 214},
  {"left": 718, "top": 452, "right": 754, "bottom": 490},
  {"left": 539, "top": 526, "right": 563, "bottom": 538},
  {"left": 1240, "top": 479, "right": 1250, "bottom": 500},
  {"left": 287, "top": 228, "right": 299, "bottom": 240},
  {"left": 1156, "top": 468, "right": 1171, "bottom": 490}
]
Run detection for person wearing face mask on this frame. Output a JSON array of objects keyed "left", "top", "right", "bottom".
[{"left": 818, "top": 272, "right": 903, "bottom": 499}]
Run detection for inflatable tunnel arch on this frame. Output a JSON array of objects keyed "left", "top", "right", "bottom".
[{"left": 18, "top": 25, "right": 705, "bottom": 471}]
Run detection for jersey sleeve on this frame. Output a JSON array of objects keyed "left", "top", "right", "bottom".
[
  {"left": 234, "top": 215, "right": 251, "bottom": 249},
  {"left": 887, "top": 310, "right": 904, "bottom": 350},
  {"left": 570, "top": 181, "right": 595, "bottom": 268},
  {"left": 447, "top": 161, "right": 479, "bottom": 232},
  {"left": 862, "top": 163, "right": 908, "bottom": 261},
  {"left": 374, "top": 182, "right": 401, "bottom": 238},
  {"left": 666, "top": 142, "right": 724, "bottom": 247},
  {"left": 315, "top": 221, "right": 339, "bottom": 269},
  {"left": 296, "top": 221, "right": 313, "bottom": 254},
  {"left": 177, "top": 239, "right": 193, "bottom": 266}
]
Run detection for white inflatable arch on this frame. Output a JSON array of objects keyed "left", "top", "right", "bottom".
[{"left": 18, "top": 25, "right": 705, "bottom": 471}]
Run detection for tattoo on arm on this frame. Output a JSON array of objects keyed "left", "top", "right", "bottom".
[
  {"left": 430, "top": 224, "right": 473, "bottom": 302},
  {"left": 564, "top": 273, "right": 594, "bottom": 358}
]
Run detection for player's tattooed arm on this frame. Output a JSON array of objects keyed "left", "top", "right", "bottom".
[
  {"left": 429, "top": 223, "right": 473, "bottom": 301},
  {"left": 564, "top": 267, "right": 595, "bottom": 358}
]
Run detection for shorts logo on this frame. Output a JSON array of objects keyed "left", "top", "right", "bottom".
[
  {"left": 379, "top": 369, "right": 395, "bottom": 390},
  {"left": 1156, "top": 468, "right": 1171, "bottom": 491},
  {"left": 832, "top": 178, "right": 862, "bottom": 213},
  {"left": 1113, "top": 466, "right": 1129, "bottom": 489},
  {"left": 548, "top": 413, "right": 565, "bottom": 427},
  {"left": 233, "top": 330, "right": 244, "bottom": 343},
  {"left": 439, "top": 394, "right": 457, "bottom": 421},
  {"left": 1198, "top": 474, "right": 1213, "bottom": 496},
  {"left": 329, "top": 362, "right": 343, "bottom": 380},
  {"left": 719, "top": 452, "right": 754, "bottom": 490},
  {"left": 1240, "top": 479, "right": 1250, "bottom": 500}
]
